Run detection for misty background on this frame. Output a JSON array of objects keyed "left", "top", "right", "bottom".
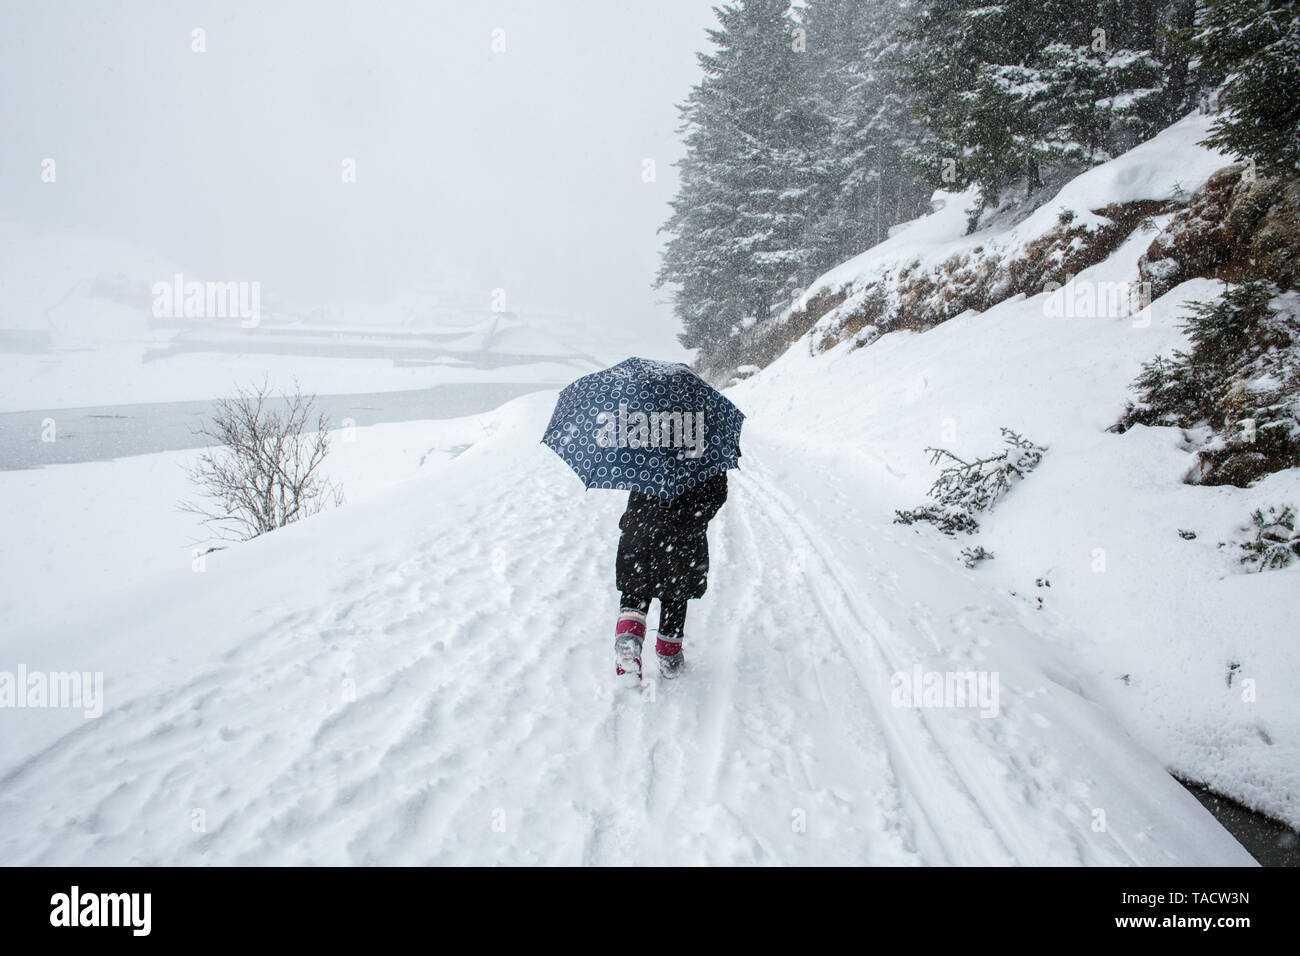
[{"left": 0, "top": 0, "right": 719, "bottom": 345}]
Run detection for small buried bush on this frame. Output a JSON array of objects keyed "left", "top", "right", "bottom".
[
  {"left": 1237, "top": 505, "right": 1300, "bottom": 571},
  {"left": 895, "top": 428, "right": 1046, "bottom": 537}
]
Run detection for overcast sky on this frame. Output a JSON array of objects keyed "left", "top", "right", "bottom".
[{"left": 0, "top": 0, "right": 719, "bottom": 340}]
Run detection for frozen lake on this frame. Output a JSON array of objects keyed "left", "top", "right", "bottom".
[{"left": 0, "top": 381, "right": 553, "bottom": 470}]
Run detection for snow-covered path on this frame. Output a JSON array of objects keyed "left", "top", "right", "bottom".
[{"left": 0, "top": 394, "right": 1256, "bottom": 865}]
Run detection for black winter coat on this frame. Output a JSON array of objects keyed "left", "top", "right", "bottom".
[{"left": 616, "top": 472, "right": 728, "bottom": 603}]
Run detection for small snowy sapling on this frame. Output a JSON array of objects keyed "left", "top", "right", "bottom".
[
  {"left": 1237, "top": 504, "right": 1300, "bottom": 571},
  {"left": 895, "top": 427, "right": 1046, "bottom": 536}
]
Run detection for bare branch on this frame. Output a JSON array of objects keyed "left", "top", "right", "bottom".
[{"left": 179, "top": 379, "right": 345, "bottom": 544}]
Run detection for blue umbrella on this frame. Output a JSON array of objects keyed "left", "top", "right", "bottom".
[{"left": 542, "top": 357, "right": 744, "bottom": 499}]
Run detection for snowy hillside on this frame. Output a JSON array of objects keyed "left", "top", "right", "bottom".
[
  {"left": 3, "top": 114, "right": 1295, "bottom": 864},
  {"left": 729, "top": 112, "right": 1300, "bottom": 831},
  {"left": 799, "top": 114, "right": 1230, "bottom": 346}
]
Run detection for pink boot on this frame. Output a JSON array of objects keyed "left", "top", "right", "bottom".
[
  {"left": 655, "top": 636, "right": 685, "bottom": 679},
  {"left": 614, "top": 608, "right": 646, "bottom": 679}
]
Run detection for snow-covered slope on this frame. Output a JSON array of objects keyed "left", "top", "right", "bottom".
[
  {"left": 761, "top": 113, "right": 1234, "bottom": 362},
  {"left": 732, "top": 273, "right": 1300, "bottom": 835},
  {"left": 812, "top": 112, "right": 1228, "bottom": 302},
  {"left": 728, "top": 112, "right": 1300, "bottom": 830}
]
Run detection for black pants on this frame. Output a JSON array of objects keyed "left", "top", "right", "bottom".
[{"left": 620, "top": 592, "right": 687, "bottom": 640}]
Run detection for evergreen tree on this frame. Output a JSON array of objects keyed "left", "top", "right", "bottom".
[
  {"left": 1120, "top": 282, "right": 1300, "bottom": 485},
  {"left": 1195, "top": 0, "right": 1300, "bottom": 175},
  {"left": 902, "top": 0, "right": 1058, "bottom": 210},
  {"left": 657, "top": 0, "right": 826, "bottom": 353},
  {"left": 1004, "top": 40, "right": 1166, "bottom": 168},
  {"left": 801, "top": 0, "right": 931, "bottom": 274},
  {"left": 904, "top": 0, "right": 1199, "bottom": 222}
]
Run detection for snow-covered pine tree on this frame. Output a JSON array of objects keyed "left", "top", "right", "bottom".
[
  {"left": 1003, "top": 39, "right": 1166, "bottom": 169},
  {"left": 903, "top": 0, "right": 1199, "bottom": 226},
  {"left": 902, "top": 0, "right": 1054, "bottom": 212},
  {"left": 1195, "top": 0, "right": 1300, "bottom": 176},
  {"left": 800, "top": 0, "right": 931, "bottom": 275},
  {"left": 1119, "top": 282, "right": 1300, "bottom": 486},
  {"left": 900, "top": 0, "right": 992, "bottom": 199},
  {"left": 657, "top": 0, "right": 826, "bottom": 356},
  {"left": 1018, "top": 0, "right": 1198, "bottom": 167},
  {"left": 1106, "top": 0, "right": 1199, "bottom": 140}
]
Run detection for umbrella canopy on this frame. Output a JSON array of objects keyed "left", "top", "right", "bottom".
[{"left": 542, "top": 356, "right": 744, "bottom": 499}]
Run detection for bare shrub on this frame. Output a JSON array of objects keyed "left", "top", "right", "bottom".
[{"left": 181, "top": 378, "right": 344, "bottom": 544}]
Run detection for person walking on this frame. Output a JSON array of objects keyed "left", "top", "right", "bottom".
[
  {"left": 614, "top": 471, "right": 728, "bottom": 680},
  {"left": 541, "top": 357, "right": 744, "bottom": 684}
]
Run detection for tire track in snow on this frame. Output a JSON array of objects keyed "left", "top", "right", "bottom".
[
  {"left": 734, "top": 455, "right": 1014, "bottom": 864},
  {"left": 731, "top": 438, "right": 1215, "bottom": 865},
  {"left": 721, "top": 462, "right": 918, "bottom": 863}
]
